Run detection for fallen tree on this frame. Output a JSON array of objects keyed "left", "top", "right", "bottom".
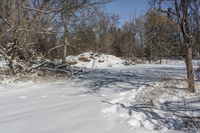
[{"left": 24, "top": 59, "right": 86, "bottom": 77}]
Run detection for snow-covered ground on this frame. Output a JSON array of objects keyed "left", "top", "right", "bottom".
[
  {"left": 0, "top": 55, "right": 200, "bottom": 133},
  {"left": 0, "top": 80, "right": 133, "bottom": 133}
]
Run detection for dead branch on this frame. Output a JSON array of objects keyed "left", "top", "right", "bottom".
[{"left": 0, "top": 14, "right": 12, "bottom": 28}]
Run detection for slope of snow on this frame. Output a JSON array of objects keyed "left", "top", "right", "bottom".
[
  {"left": 65, "top": 52, "right": 133, "bottom": 68},
  {"left": 101, "top": 65, "right": 200, "bottom": 132}
]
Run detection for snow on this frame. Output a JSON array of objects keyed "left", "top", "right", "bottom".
[
  {"left": 0, "top": 59, "right": 8, "bottom": 73},
  {"left": 65, "top": 52, "right": 133, "bottom": 68},
  {"left": 0, "top": 56, "right": 200, "bottom": 132},
  {"left": 0, "top": 81, "right": 133, "bottom": 133},
  {"left": 101, "top": 64, "right": 200, "bottom": 132}
]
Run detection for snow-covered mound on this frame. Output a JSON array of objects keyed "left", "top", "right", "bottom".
[
  {"left": 65, "top": 52, "right": 134, "bottom": 68},
  {"left": 102, "top": 80, "right": 200, "bottom": 132}
]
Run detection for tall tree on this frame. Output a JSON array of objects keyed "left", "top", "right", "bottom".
[
  {"left": 154, "top": 0, "right": 196, "bottom": 92},
  {"left": 58, "top": 0, "right": 111, "bottom": 63}
]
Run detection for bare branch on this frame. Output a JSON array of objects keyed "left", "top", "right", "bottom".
[{"left": 0, "top": 14, "right": 12, "bottom": 28}]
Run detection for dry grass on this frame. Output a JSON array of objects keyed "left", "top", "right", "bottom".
[
  {"left": 67, "top": 61, "right": 78, "bottom": 65},
  {"left": 78, "top": 57, "right": 90, "bottom": 62}
]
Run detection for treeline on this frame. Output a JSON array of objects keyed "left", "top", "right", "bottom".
[
  {"left": 1, "top": 1, "right": 200, "bottom": 67},
  {"left": 72, "top": 8, "right": 200, "bottom": 62}
]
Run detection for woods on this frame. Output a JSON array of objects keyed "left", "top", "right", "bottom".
[
  {"left": 1, "top": 1, "right": 200, "bottom": 132},
  {"left": 0, "top": 0, "right": 200, "bottom": 92}
]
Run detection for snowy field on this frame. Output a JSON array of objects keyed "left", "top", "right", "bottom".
[{"left": 0, "top": 54, "right": 200, "bottom": 133}]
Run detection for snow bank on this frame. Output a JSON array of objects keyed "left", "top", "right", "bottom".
[
  {"left": 65, "top": 52, "right": 134, "bottom": 68},
  {"left": 102, "top": 85, "right": 159, "bottom": 131},
  {"left": 102, "top": 80, "right": 200, "bottom": 132}
]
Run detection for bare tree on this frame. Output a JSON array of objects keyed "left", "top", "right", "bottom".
[
  {"left": 153, "top": 0, "right": 196, "bottom": 92},
  {"left": 55, "top": 0, "right": 111, "bottom": 63}
]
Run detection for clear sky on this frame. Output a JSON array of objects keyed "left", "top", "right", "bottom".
[{"left": 105, "top": 0, "right": 150, "bottom": 25}]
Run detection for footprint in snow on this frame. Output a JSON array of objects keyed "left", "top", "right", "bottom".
[
  {"left": 60, "top": 94, "right": 66, "bottom": 97},
  {"left": 41, "top": 95, "right": 48, "bottom": 98},
  {"left": 19, "top": 96, "right": 28, "bottom": 99}
]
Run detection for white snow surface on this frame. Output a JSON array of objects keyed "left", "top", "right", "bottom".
[
  {"left": 0, "top": 57, "right": 200, "bottom": 133},
  {"left": 0, "top": 81, "right": 132, "bottom": 133},
  {"left": 0, "top": 59, "right": 7, "bottom": 69},
  {"left": 65, "top": 52, "right": 130, "bottom": 68}
]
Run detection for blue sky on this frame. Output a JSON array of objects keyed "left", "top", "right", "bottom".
[{"left": 105, "top": 0, "right": 150, "bottom": 25}]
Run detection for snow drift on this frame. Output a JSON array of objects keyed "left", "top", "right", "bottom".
[{"left": 65, "top": 52, "right": 134, "bottom": 68}]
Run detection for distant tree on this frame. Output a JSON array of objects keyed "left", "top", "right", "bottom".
[
  {"left": 74, "top": 26, "right": 97, "bottom": 53},
  {"left": 57, "top": 0, "right": 111, "bottom": 63},
  {"left": 144, "top": 10, "right": 178, "bottom": 63}
]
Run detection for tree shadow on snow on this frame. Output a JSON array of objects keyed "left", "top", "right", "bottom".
[
  {"left": 74, "top": 66, "right": 200, "bottom": 131},
  {"left": 75, "top": 66, "right": 186, "bottom": 95},
  {"left": 108, "top": 96, "right": 200, "bottom": 131}
]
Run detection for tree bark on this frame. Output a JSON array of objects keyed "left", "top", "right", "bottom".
[
  {"left": 8, "top": 60, "right": 15, "bottom": 75},
  {"left": 174, "top": 0, "right": 196, "bottom": 92},
  {"left": 62, "top": 37, "right": 67, "bottom": 63},
  {"left": 62, "top": 17, "right": 68, "bottom": 64},
  {"left": 8, "top": 0, "right": 18, "bottom": 75},
  {"left": 185, "top": 47, "right": 195, "bottom": 93}
]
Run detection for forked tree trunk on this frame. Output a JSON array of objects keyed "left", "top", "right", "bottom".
[
  {"left": 185, "top": 47, "right": 195, "bottom": 93},
  {"left": 174, "top": 0, "right": 195, "bottom": 93}
]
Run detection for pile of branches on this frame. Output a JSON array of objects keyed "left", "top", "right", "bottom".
[
  {"left": 173, "top": 112, "right": 200, "bottom": 130},
  {"left": 0, "top": 57, "right": 86, "bottom": 79},
  {"left": 24, "top": 59, "right": 86, "bottom": 78}
]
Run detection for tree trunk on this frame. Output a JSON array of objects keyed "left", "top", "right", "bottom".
[
  {"left": 185, "top": 47, "right": 195, "bottom": 93},
  {"left": 8, "top": 60, "right": 15, "bottom": 75},
  {"left": 22, "top": 0, "right": 30, "bottom": 61},
  {"left": 62, "top": 20, "right": 68, "bottom": 64},
  {"left": 174, "top": 0, "right": 196, "bottom": 93},
  {"left": 8, "top": 0, "right": 18, "bottom": 75},
  {"left": 159, "top": 54, "right": 162, "bottom": 64},
  {"left": 62, "top": 38, "right": 67, "bottom": 63}
]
